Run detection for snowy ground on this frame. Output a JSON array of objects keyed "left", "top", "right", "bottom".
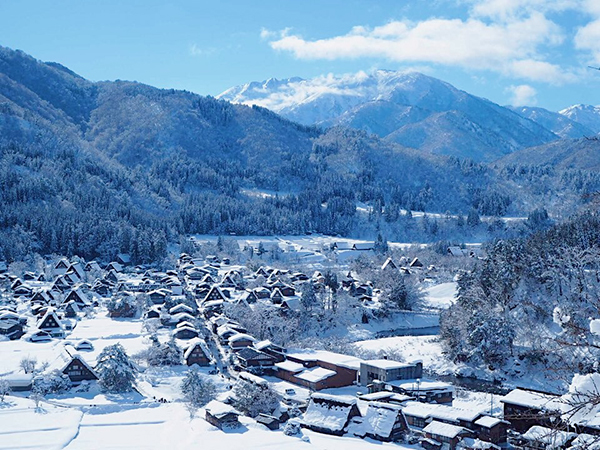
[
  {"left": 0, "top": 395, "right": 416, "bottom": 450},
  {"left": 422, "top": 282, "right": 457, "bottom": 310},
  {"left": 190, "top": 233, "right": 435, "bottom": 266}
]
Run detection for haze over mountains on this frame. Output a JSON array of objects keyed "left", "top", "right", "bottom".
[{"left": 219, "top": 71, "right": 600, "bottom": 162}]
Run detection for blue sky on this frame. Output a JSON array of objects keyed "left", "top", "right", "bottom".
[{"left": 1, "top": 0, "right": 599, "bottom": 110}]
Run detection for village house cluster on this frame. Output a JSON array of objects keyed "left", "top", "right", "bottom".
[{"left": 0, "top": 250, "right": 593, "bottom": 449}]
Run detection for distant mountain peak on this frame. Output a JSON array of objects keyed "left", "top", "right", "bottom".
[
  {"left": 218, "top": 70, "right": 557, "bottom": 162},
  {"left": 558, "top": 104, "right": 600, "bottom": 134}
]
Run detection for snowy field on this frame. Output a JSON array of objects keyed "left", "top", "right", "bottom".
[
  {"left": 0, "top": 396, "right": 416, "bottom": 450},
  {"left": 422, "top": 282, "right": 457, "bottom": 310},
  {"left": 190, "top": 233, "right": 435, "bottom": 265}
]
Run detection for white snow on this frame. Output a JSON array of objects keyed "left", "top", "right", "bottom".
[
  {"left": 295, "top": 367, "right": 337, "bottom": 383},
  {"left": 422, "top": 420, "right": 466, "bottom": 439},
  {"left": 521, "top": 426, "right": 576, "bottom": 447},
  {"left": 423, "top": 282, "right": 457, "bottom": 309},
  {"left": 590, "top": 319, "right": 600, "bottom": 336}
]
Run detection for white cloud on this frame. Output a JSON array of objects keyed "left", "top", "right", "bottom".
[
  {"left": 260, "top": 27, "right": 291, "bottom": 40},
  {"left": 469, "top": 0, "right": 581, "bottom": 20},
  {"left": 262, "top": 1, "right": 600, "bottom": 84},
  {"left": 575, "top": 19, "right": 600, "bottom": 64},
  {"left": 267, "top": 13, "right": 571, "bottom": 83},
  {"left": 506, "top": 84, "right": 538, "bottom": 105},
  {"left": 507, "top": 59, "right": 577, "bottom": 83},
  {"left": 189, "top": 43, "right": 217, "bottom": 57}
]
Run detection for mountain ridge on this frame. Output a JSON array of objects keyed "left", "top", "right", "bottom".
[{"left": 218, "top": 71, "right": 561, "bottom": 162}]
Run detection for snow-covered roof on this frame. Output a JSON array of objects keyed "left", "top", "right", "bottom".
[
  {"left": 275, "top": 360, "right": 304, "bottom": 373},
  {"left": 474, "top": 416, "right": 507, "bottom": 428},
  {"left": 359, "top": 391, "right": 394, "bottom": 401},
  {"left": 362, "top": 359, "right": 412, "bottom": 370},
  {"left": 522, "top": 426, "right": 576, "bottom": 447},
  {"left": 204, "top": 400, "right": 239, "bottom": 418},
  {"left": 302, "top": 395, "right": 356, "bottom": 432},
  {"left": 176, "top": 321, "right": 196, "bottom": 329},
  {"left": 388, "top": 379, "right": 454, "bottom": 393},
  {"left": 172, "top": 325, "right": 197, "bottom": 335},
  {"left": 228, "top": 333, "right": 256, "bottom": 343},
  {"left": 117, "top": 253, "right": 131, "bottom": 263},
  {"left": 287, "top": 349, "right": 362, "bottom": 370},
  {"left": 169, "top": 304, "right": 194, "bottom": 314},
  {"left": 238, "top": 371, "right": 268, "bottom": 386},
  {"left": 423, "top": 421, "right": 468, "bottom": 439},
  {"left": 183, "top": 338, "right": 210, "bottom": 360},
  {"left": 381, "top": 257, "right": 396, "bottom": 270},
  {"left": 203, "top": 300, "right": 224, "bottom": 308},
  {"left": 4, "top": 372, "right": 33, "bottom": 388},
  {"left": 295, "top": 367, "right": 336, "bottom": 383},
  {"left": 500, "top": 388, "right": 562, "bottom": 411},
  {"left": 570, "top": 433, "right": 600, "bottom": 450},
  {"left": 254, "top": 339, "right": 272, "bottom": 351},
  {"left": 74, "top": 339, "right": 94, "bottom": 351},
  {"left": 458, "top": 438, "right": 500, "bottom": 450},
  {"left": 402, "top": 401, "right": 480, "bottom": 423},
  {"left": 352, "top": 401, "right": 404, "bottom": 439}
]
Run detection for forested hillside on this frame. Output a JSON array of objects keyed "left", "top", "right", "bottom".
[
  {"left": 1, "top": 46, "right": 600, "bottom": 264},
  {"left": 441, "top": 209, "right": 600, "bottom": 376}
]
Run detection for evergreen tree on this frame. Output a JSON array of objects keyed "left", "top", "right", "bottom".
[{"left": 96, "top": 344, "right": 137, "bottom": 393}]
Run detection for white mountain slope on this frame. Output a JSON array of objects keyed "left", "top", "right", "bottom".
[
  {"left": 218, "top": 70, "right": 559, "bottom": 162},
  {"left": 559, "top": 104, "right": 600, "bottom": 134},
  {"left": 508, "top": 106, "right": 595, "bottom": 139}
]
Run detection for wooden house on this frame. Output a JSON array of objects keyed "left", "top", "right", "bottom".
[
  {"left": 116, "top": 253, "right": 131, "bottom": 266},
  {"left": 270, "top": 288, "right": 284, "bottom": 305},
  {"left": 423, "top": 421, "right": 473, "bottom": 450},
  {"left": 54, "top": 259, "right": 70, "bottom": 276},
  {"left": 228, "top": 333, "right": 256, "bottom": 350},
  {"left": 61, "top": 354, "right": 98, "bottom": 383},
  {"left": 409, "top": 257, "right": 424, "bottom": 268},
  {"left": 256, "top": 414, "right": 280, "bottom": 430},
  {"left": 276, "top": 350, "right": 361, "bottom": 391},
  {"left": 64, "top": 301, "right": 80, "bottom": 318},
  {"left": 63, "top": 289, "right": 90, "bottom": 308},
  {"left": 183, "top": 338, "right": 211, "bottom": 366},
  {"left": 301, "top": 394, "right": 361, "bottom": 436},
  {"left": 205, "top": 400, "right": 241, "bottom": 430},
  {"left": 148, "top": 289, "right": 169, "bottom": 305},
  {"left": 37, "top": 308, "right": 64, "bottom": 337},
  {"left": 202, "top": 286, "right": 226, "bottom": 304},
  {"left": 172, "top": 324, "right": 199, "bottom": 340},
  {"left": 381, "top": 258, "right": 398, "bottom": 271},
  {"left": 254, "top": 287, "right": 271, "bottom": 299},
  {"left": 106, "top": 262, "right": 123, "bottom": 273},
  {"left": 234, "top": 347, "right": 277, "bottom": 370},
  {"left": 473, "top": 416, "right": 509, "bottom": 444},
  {"left": 350, "top": 401, "right": 408, "bottom": 442},
  {"left": 500, "top": 388, "right": 562, "bottom": 433}
]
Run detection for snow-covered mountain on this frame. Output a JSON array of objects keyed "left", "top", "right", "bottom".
[
  {"left": 498, "top": 137, "right": 600, "bottom": 171},
  {"left": 218, "top": 70, "right": 559, "bottom": 162},
  {"left": 559, "top": 104, "right": 600, "bottom": 134},
  {"left": 507, "top": 106, "right": 595, "bottom": 139}
]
